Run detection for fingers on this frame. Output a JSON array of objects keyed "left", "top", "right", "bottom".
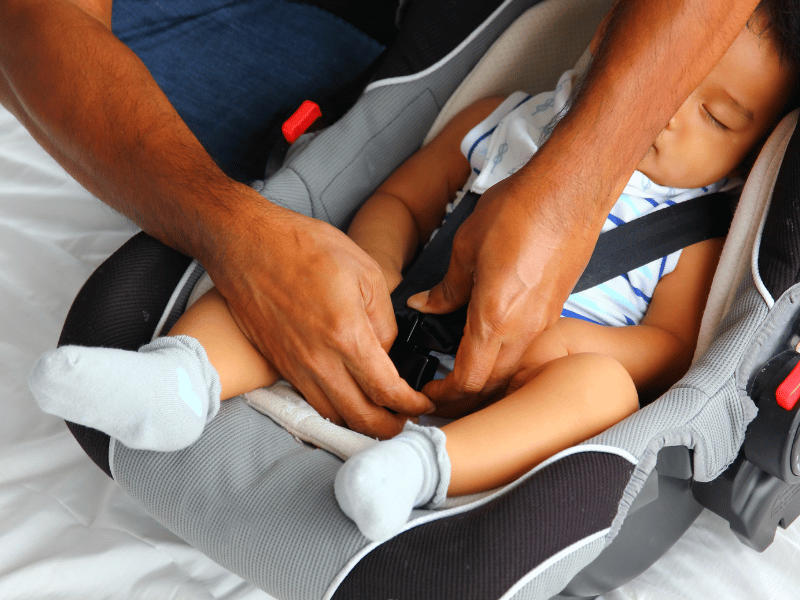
[
  {"left": 407, "top": 236, "right": 473, "bottom": 315},
  {"left": 344, "top": 333, "right": 434, "bottom": 417},
  {"left": 424, "top": 276, "right": 550, "bottom": 405},
  {"left": 357, "top": 274, "right": 437, "bottom": 417},
  {"left": 266, "top": 302, "right": 431, "bottom": 439},
  {"left": 364, "top": 270, "right": 400, "bottom": 354},
  {"left": 254, "top": 310, "right": 422, "bottom": 439},
  {"left": 290, "top": 325, "right": 432, "bottom": 439},
  {"left": 297, "top": 366, "right": 410, "bottom": 439}
]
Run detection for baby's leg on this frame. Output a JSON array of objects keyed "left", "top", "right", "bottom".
[
  {"left": 29, "top": 287, "right": 280, "bottom": 451},
  {"left": 443, "top": 352, "right": 638, "bottom": 496},
  {"left": 168, "top": 287, "right": 281, "bottom": 399},
  {"left": 335, "top": 353, "right": 637, "bottom": 540}
]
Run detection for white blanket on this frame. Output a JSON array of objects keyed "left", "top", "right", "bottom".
[{"left": 2, "top": 102, "right": 799, "bottom": 599}]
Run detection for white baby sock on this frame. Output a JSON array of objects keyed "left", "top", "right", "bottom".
[
  {"left": 334, "top": 422, "right": 451, "bottom": 542},
  {"left": 29, "top": 335, "right": 221, "bottom": 451}
]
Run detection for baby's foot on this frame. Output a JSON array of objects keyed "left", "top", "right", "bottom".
[
  {"left": 334, "top": 426, "right": 449, "bottom": 542},
  {"left": 29, "top": 335, "right": 220, "bottom": 451}
]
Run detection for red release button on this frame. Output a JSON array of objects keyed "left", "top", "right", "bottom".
[
  {"left": 775, "top": 361, "right": 800, "bottom": 410},
  {"left": 282, "top": 100, "right": 322, "bottom": 144}
]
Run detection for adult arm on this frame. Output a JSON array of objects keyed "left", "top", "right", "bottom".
[
  {"left": 0, "top": 0, "right": 432, "bottom": 437},
  {"left": 414, "top": 0, "right": 761, "bottom": 405}
]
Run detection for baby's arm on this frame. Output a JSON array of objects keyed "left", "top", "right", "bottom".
[
  {"left": 347, "top": 97, "right": 504, "bottom": 290},
  {"left": 512, "top": 237, "right": 725, "bottom": 400}
]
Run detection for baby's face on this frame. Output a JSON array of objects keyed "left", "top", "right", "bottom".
[{"left": 637, "top": 19, "right": 795, "bottom": 189}]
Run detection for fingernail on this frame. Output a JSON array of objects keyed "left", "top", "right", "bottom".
[{"left": 407, "top": 290, "right": 429, "bottom": 310}]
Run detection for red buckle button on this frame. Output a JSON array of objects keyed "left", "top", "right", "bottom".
[
  {"left": 282, "top": 100, "right": 322, "bottom": 144},
  {"left": 776, "top": 361, "right": 800, "bottom": 410}
]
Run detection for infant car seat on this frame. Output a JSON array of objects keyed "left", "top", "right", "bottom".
[{"left": 58, "top": 0, "right": 800, "bottom": 598}]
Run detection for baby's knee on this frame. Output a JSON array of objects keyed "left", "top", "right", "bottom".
[{"left": 570, "top": 352, "right": 639, "bottom": 415}]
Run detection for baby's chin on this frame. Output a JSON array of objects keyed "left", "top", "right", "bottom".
[
  {"left": 636, "top": 149, "right": 664, "bottom": 183},
  {"left": 636, "top": 157, "right": 718, "bottom": 190}
]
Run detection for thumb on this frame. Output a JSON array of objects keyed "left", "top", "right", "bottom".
[{"left": 408, "top": 261, "right": 472, "bottom": 315}]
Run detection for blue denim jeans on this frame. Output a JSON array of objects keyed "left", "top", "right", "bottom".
[{"left": 112, "top": 0, "right": 386, "bottom": 181}]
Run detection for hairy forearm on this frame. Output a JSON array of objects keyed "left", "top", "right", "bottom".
[
  {"left": 520, "top": 0, "right": 760, "bottom": 227},
  {"left": 0, "top": 0, "right": 268, "bottom": 266}
]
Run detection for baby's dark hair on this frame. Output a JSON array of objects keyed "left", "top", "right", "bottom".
[
  {"left": 736, "top": 1, "right": 800, "bottom": 175},
  {"left": 751, "top": 0, "right": 800, "bottom": 93}
]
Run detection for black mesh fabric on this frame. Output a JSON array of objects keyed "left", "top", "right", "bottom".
[
  {"left": 758, "top": 121, "right": 800, "bottom": 299},
  {"left": 59, "top": 233, "right": 193, "bottom": 478},
  {"left": 373, "top": 0, "right": 510, "bottom": 81},
  {"left": 333, "top": 451, "right": 634, "bottom": 600}
]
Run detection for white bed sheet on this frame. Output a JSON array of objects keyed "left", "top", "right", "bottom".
[{"left": 1, "top": 102, "right": 799, "bottom": 600}]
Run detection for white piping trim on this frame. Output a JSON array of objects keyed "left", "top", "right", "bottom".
[
  {"left": 108, "top": 437, "right": 118, "bottom": 480},
  {"left": 498, "top": 528, "right": 611, "bottom": 600},
  {"left": 751, "top": 181, "right": 776, "bottom": 309},
  {"left": 543, "top": 443, "right": 638, "bottom": 469},
  {"left": 323, "top": 444, "right": 636, "bottom": 599},
  {"left": 364, "top": 0, "right": 517, "bottom": 93},
  {"left": 323, "top": 540, "right": 384, "bottom": 600},
  {"left": 151, "top": 260, "right": 202, "bottom": 340}
]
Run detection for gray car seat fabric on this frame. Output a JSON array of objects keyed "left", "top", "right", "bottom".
[
  {"left": 251, "top": 0, "right": 603, "bottom": 230},
  {"left": 68, "top": 0, "right": 800, "bottom": 597}
]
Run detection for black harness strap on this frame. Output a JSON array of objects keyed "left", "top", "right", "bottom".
[{"left": 389, "top": 190, "right": 732, "bottom": 390}]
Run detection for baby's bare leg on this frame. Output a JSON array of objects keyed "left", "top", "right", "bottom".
[
  {"left": 335, "top": 352, "right": 637, "bottom": 541},
  {"left": 169, "top": 287, "right": 281, "bottom": 401},
  {"left": 444, "top": 352, "right": 639, "bottom": 496}
]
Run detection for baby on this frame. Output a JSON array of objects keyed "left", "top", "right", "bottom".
[{"left": 29, "top": 1, "right": 799, "bottom": 542}]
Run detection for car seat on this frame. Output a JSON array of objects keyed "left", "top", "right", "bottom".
[{"left": 57, "top": 0, "right": 800, "bottom": 598}]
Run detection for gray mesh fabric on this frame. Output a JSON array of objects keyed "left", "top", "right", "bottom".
[
  {"left": 591, "top": 280, "right": 766, "bottom": 481},
  {"left": 112, "top": 399, "right": 370, "bottom": 600},
  {"left": 589, "top": 236, "right": 798, "bottom": 549}
]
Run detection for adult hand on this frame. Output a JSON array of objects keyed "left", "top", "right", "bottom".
[
  {"left": 408, "top": 168, "right": 603, "bottom": 408},
  {"left": 205, "top": 194, "right": 434, "bottom": 439}
]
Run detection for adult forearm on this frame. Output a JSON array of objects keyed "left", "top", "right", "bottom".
[
  {"left": 1, "top": 1, "right": 434, "bottom": 437},
  {"left": 523, "top": 0, "right": 760, "bottom": 225},
  {"left": 0, "top": 0, "right": 264, "bottom": 265}
]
